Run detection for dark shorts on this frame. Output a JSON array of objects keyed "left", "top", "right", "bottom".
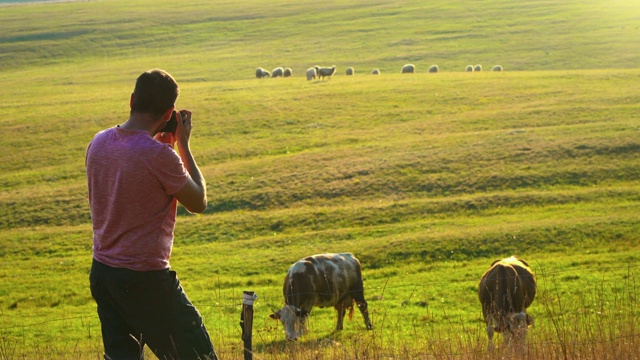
[{"left": 90, "top": 259, "right": 217, "bottom": 360}]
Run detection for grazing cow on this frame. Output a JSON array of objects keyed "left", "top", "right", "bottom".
[
  {"left": 270, "top": 253, "right": 373, "bottom": 340},
  {"left": 478, "top": 256, "right": 536, "bottom": 350}
]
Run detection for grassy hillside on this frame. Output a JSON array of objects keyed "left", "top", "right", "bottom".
[
  {"left": 1, "top": 0, "right": 639, "bottom": 74},
  {"left": 0, "top": 0, "right": 639, "bottom": 359}
]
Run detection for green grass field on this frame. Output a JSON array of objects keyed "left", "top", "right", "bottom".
[{"left": 1, "top": 0, "right": 639, "bottom": 358}]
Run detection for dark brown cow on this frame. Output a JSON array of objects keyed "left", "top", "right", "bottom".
[
  {"left": 269, "top": 253, "right": 373, "bottom": 340},
  {"left": 478, "top": 256, "right": 536, "bottom": 350}
]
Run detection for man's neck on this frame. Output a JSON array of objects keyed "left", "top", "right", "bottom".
[{"left": 119, "top": 113, "right": 160, "bottom": 136}]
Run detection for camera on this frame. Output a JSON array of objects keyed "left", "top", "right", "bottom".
[{"left": 160, "top": 110, "right": 187, "bottom": 133}]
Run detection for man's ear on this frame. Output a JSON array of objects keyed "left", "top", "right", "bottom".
[
  {"left": 129, "top": 93, "right": 135, "bottom": 109},
  {"left": 163, "top": 106, "right": 175, "bottom": 121}
]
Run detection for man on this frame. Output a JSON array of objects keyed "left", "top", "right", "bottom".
[{"left": 86, "top": 69, "right": 217, "bottom": 360}]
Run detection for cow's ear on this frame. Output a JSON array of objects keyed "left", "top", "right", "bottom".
[
  {"left": 526, "top": 313, "right": 534, "bottom": 326},
  {"left": 270, "top": 311, "right": 281, "bottom": 320}
]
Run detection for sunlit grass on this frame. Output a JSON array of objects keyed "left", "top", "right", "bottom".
[{"left": 1, "top": 0, "right": 639, "bottom": 358}]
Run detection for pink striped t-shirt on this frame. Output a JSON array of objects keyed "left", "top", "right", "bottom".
[{"left": 86, "top": 127, "right": 189, "bottom": 271}]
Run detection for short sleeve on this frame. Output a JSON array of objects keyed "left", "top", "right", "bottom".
[{"left": 151, "top": 145, "right": 190, "bottom": 195}]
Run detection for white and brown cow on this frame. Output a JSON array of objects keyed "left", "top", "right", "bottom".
[
  {"left": 478, "top": 256, "right": 536, "bottom": 350},
  {"left": 270, "top": 253, "right": 373, "bottom": 340}
]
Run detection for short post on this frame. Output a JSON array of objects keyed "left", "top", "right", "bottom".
[{"left": 240, "top": 291, "right": 257, "bottom": 360}]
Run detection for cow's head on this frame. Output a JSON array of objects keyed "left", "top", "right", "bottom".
[
  {"left": 269, "top": 305, "right": 308, "bottom": 341},
  {"left": 504, "top": 312, "right": 534, "bottom": 347}
]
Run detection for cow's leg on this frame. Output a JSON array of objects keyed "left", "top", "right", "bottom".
[
  {"left": 486, "top": 314, "right": 496, "bottom": 351},
  {"left": 335, "top": 304, "right": 346, "bottom": 331},
  {"left": 353, "top": 289, "right": 373, "bottom": 330}
]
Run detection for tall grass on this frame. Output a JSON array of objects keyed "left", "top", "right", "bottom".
[{"left": 1, "top": 257, "right": 638, "bottom": 359}]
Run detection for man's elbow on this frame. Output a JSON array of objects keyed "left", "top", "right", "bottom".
[
  {"left": 186, "top": 199, "right": 207, "bottom": 214},
  {"left": 175, "top": 180, "right": 207, "bottom": 214}
]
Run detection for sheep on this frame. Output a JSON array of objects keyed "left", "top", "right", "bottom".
[
  {"left": 284, "top": 67, "right": 293, "bottom": 77},
  {"left": 346, "top": 67, "right": 354, "bottom": 75},
  {"left": 317, "top": 65, "right": 337, "bottom": 79},
  {"left": 492, "top": 65, "right": 503, "bottom": 72},
  {"left": 255, "top": 67, "right": 270, "bottom": 78},
  {"left": 466, "top": 65, "right": 474, "bottom": 72},
  {"left": 428, "top": 65, "right": 439, "bottom": 73},
  {"left": 371, "top": 69, "right": 380, "bottom": 75},
  {"left": 401, "top": 64, "right": 415, "bottom": 74},
  {"left": 306, "top": 67, "right": 317, "bottom": 81},
  {"left": 474, "top": 64, "right": 482, "bottom": 72},
  {"left": 272, "top": 67, "right": 284, "bottom": 78}
]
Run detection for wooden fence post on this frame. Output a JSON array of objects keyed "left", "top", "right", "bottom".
[{"left": 240, "top": 291, "right": 257, "bottom": 360}]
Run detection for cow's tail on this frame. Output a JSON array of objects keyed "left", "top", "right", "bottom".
[{"left": 495, "top": 264, "right": 517, "bottom": 332}]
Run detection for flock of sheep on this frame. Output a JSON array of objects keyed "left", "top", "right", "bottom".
[{"left": 255, "top": 63, "right": 504, "bottom": 80}]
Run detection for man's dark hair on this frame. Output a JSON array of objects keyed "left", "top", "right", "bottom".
[{"left": 131, "top": 69, "right": 179, "bottom": 116}]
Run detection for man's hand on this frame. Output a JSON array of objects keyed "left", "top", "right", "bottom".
[
  {"left": 174, "top": 109, "right": 193, "bottom": 150},
  {"left": 171, "top": 109, "right": 207, "bottom": 213},
  {"left": 154, "top": 131, "right": 176, "bottom": 148}
]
